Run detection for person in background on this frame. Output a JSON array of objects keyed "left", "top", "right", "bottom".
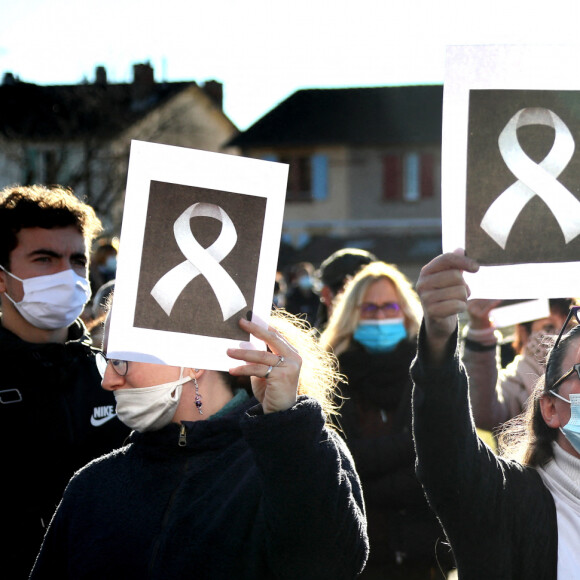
[
  {"left": 0, "top": 185, "right": 129, "bottom": 579},
  {"left": 319, "top": 261, "right": 452, "bottom": 579},
  {"left": 462, "top": 297, "right": 573, "bottom": 432},
  {"left": 272, "top": 270, "right": 287, "bottom": 309},
  {"left": 314, "top": 247, "right": 376, "bottom": 330},
  {"left": 31, "top": 309, "right": 369, "bottom": 579},
  {"left": 284, "top": 261, "right": 320, "bottom": 327},
  {"left": 86, "top": 279, "right": 115, "bottom": 346},
  {"left": 412, "top": 251, "right": 580, "bottom": 579},
  {"left": 89, "top": 239, "right": 117, "bottom": 296}
]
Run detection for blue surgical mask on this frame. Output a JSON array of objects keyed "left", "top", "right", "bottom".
[
  {"left": 353, "top": 318, "right": 407, "bottom": 353},
  {"left": 297, "top": 275, "right": 313, "bottom": 291},
  {"left": 550, "top": 391, "right": 580, "bottom": 454}
]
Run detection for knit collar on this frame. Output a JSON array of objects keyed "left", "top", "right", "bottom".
[
  {"left": 208, "top": 389, "right": 250, "bottom": 421},
  {"left": 552, "top": 443, "right": 580, "bottom": 486},
  {"left": 540, "top": 442, "right": 580, "bottom": 503}
]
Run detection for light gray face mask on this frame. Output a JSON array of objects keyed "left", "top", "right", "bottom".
[
  {"left": 114, "top": 368, "right": 192, "bottom": 432},
  {"left": 550, "top": 391, "right": 580, "bottom": 454},
  {"left": 0, "top": 266, "right": 91, "bottom": 330}
]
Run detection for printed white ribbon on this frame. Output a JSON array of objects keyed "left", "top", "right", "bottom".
[
  {"left": 150, "top": 202, "right": 247, "bottom": 321},
  {"left": 480, "top": 107, "right": 580, "bottom": 249}
]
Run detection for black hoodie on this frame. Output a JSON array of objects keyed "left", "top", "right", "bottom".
[{"left": 0, "top": 318, "right": 129, "bottom": 579}]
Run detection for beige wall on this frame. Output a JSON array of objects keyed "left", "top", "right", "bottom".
[
  {"left": 347, "top": 145, "right": 441, "bottom": 221},
  {"left": 243, "top": 143, "right": 441, "bottom": 246}
]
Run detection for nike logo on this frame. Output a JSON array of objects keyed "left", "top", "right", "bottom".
[{"left": 91, "top": 405, "right": 117, "bottom": 427}]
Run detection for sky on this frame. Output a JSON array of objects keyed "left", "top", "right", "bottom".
[{"left": 1, "top": 0, "right": 579, "bottom": 131}]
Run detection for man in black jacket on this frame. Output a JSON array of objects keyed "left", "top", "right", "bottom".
[{"left": 0, "top": 185, "right": 129, "bottom": 579}]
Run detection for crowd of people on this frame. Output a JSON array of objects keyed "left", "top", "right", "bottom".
[{"left": 1, "top": 183, "right": 579, "bottom": 579}]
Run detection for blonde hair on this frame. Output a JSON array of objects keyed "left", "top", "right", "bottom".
[
  {"left": 269, "top": 309, "right": 343, "bottom": 428},
  {"left": 319, "top": 261, "right": 422, "bottom": 356}
]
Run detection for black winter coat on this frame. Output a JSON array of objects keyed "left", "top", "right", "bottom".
[
  {"left": 337, "top": 338, "right": 452, "bottom": 577},
  {"left": 31, "top": 395, "right": 369, "bottom": 580},
  {"left": 411, "top": 326, "right": 558, "bottom": 579},
  {"left": 0, "top": 319, "right": 130, "bottom": 579}
]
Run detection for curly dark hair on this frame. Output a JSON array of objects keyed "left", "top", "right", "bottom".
[{"left": 0, "top": 184, "right": 102, "bottom": 268}]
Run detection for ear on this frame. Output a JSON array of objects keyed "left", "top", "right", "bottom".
[
  {"left": 539, "top": 393, "right": 563, "bottom": 429},
  {"left": 185, "top": 368, "right": 205, "bottom": 381},
  {"left": 320, "top": 286, "right": 334, "bottom": 306}
]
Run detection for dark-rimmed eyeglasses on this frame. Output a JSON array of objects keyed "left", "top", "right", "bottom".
[
  {"left": 550, "top": 363, "right": 580, "bottom": 391},
  {"left": 359, "top": 302, "right": 401, "bottom": 315},
  {"left": 547, "top": 306, "right": 580, "bottom": 391},
  {"left": 96, "top": 351, "right": 129, "bottom": 379}
]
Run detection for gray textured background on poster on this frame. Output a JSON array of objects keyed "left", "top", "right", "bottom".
[
  {"left": 466, "top": 89, "right": 580, "bottom": 265},
  {"left": 134, "top": 180, "right": 267, "bottom": 339}
]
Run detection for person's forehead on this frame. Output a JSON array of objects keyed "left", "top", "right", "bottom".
[
  {"left": 13, "top": 226, "right": 87, "bottom": 255},
  {"left": 363, "top": 277, "right": 397, "bottom": 300},
  {"left": 561, "top": 339, "right": 580, "bottom": 371}
]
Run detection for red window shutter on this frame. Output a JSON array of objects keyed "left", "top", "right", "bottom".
[
  {"left": 383, "top": 155, "right": 403, "bottom": 200},
  {"left": 420, "top": 154, "right": 434, "bottom": 198}
]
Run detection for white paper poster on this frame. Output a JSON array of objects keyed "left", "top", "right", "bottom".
[
  {"left": 443, "top": 44, "right": 580, "bottom": 299},
  {"left": 107, "top": 140, "right": 288, "bottom": 371}
]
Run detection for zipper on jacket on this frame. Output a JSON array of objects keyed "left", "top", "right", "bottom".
[{"left": 178, "top": 424, "right": 187, "bottom": 447}]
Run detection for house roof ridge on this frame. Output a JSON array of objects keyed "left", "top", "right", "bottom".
[{"left": 228, "top": 84, "right": 444, "bottom": 148}]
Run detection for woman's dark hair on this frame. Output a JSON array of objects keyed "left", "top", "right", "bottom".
[{"left": 498, "top": 324, "right": 580, "bottom": 466}]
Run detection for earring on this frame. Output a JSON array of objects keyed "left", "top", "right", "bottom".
[{"left": 193, "top": 375, "right": 203, "bottom": 415}]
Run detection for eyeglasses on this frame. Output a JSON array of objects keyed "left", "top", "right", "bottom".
[
  {"left": 95, "top": 351, "right": 129, "bottom": 379},
  {"left": 546, "top": 306, "right": 580, "bottom": 391},
  {"left": 550, "top": 363, "right": 580, "bottom": 391},
  {"left": 359, "top": 302, "right": 401, "bottom": 315}
]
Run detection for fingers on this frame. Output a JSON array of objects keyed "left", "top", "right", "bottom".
[
  {"left": 416, "top": 252, "right": 480, "bottom": 362},
  {"left": 227, "top": 318, "right": 300, "bottom": 414},
  {"left": 416, "top": 251, "right": 479, "bottom": 317},
  {"left": 417, "top": 271, "right": 469, "bottom": 319},
  {"left": 240, "top": 318, "right": 297, "bottom": 355},
  {"left": 227, "top": 318, "right": 300, "bottom": 379},
  {"left": 420, "top": 250, "right": 479, "bottom": 278},
  {"left": 467, "top": 298, "right": 503, "bottom": 328}
]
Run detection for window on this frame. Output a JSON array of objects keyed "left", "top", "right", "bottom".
[
  {"left": 23, "top": 147, "right": 61, "bottom": 185},
  {"left": 265, "top": 153, "right": 328, "bottom": 202},
  {"left": 283, "top": 155, "right": 312, "bottom": 201},
  {"left": 383, "top": 152, "right": 436, "bottom": 202},
  {"left": 42, "top": 150, "right": 59, "bottom": 184}
]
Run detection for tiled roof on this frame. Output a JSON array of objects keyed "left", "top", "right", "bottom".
[
  {"left": 0, "top": 79, "right": 193, "bottom": 140},
  {"left": 229, "top": 85, "right": 443, "bottom": 148}
]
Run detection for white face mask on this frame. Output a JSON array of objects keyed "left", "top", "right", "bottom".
[
  {"left": 0, "top": 266, "right": 91, "bottom": 330},
  {"left": 114, "top": 368, "right": 192, "bottom": 432}
]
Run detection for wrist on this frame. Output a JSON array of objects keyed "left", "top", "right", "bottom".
[{"left": 464, "top": 325, "right": 498, "bottom": 344}]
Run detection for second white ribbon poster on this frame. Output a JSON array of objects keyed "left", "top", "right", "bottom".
[{"left": 443, "top": 44, "right": 580, "bottom": 299}]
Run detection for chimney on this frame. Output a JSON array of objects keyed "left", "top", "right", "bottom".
[
  {"left": 2, "top": 72, "right": 16, "bottom": 86},
  {"left": 132, "top": 62, "right": 155, "bottom": 104},
  {"left": 203, "top": 80, "right": 223, "bottom": 109},
  {"left": 95, "top": 66, "right": 107, "bottom": 86}
]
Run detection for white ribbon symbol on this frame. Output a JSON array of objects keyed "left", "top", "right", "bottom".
[
  {"left": 480, "top": 107, "right": 580, "bottom": 249},
  {"left": 150, "top": 202, "right": 247, "bottom": 321}
]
